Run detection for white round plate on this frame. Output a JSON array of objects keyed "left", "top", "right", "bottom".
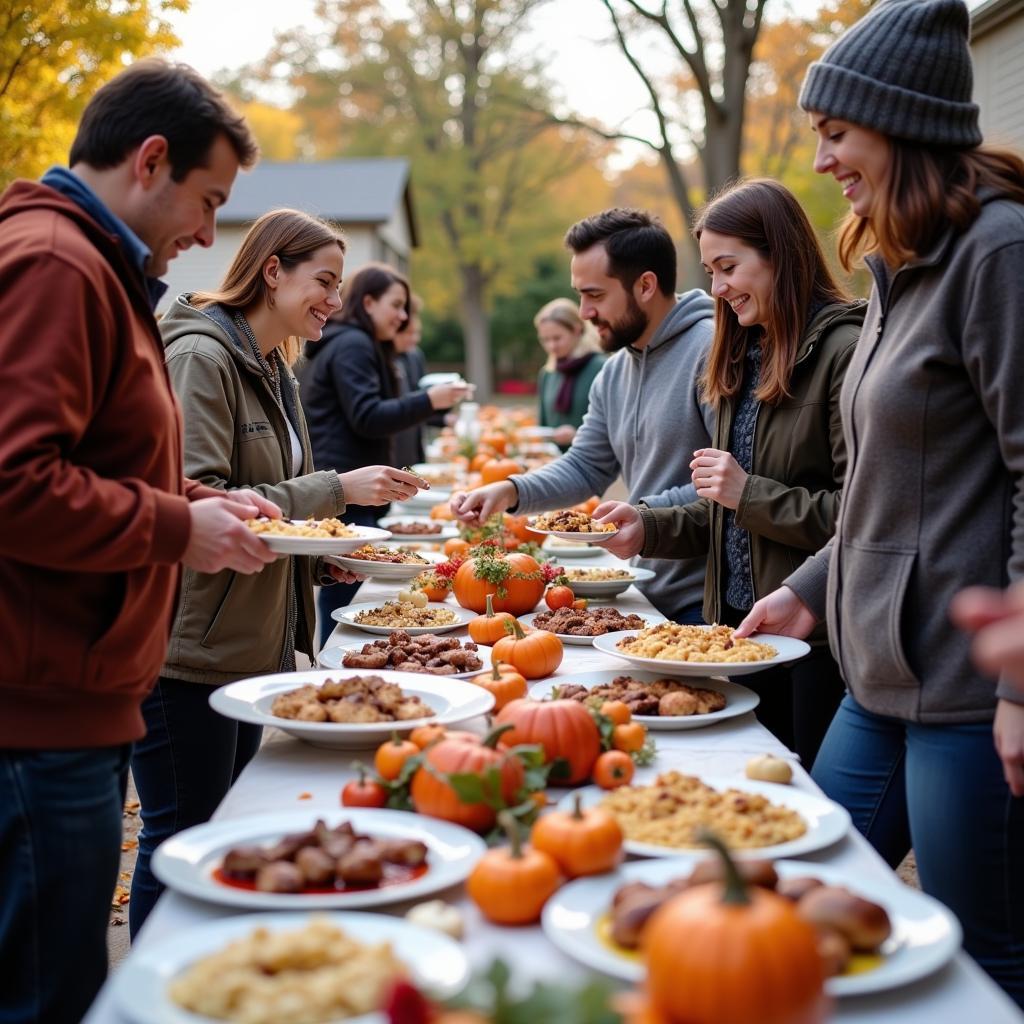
[
  {"left": 332, "top": 601, "right": 475, "bottom": 636},
  {"left": 110, "top": 909, "right": 470, "bottom": 1024},
  {"left": 592, "top": 628, "right": 812, "bottom": 678},
  {"left": 319, "top": 640, "right": 494, "bottom": 679},
  {"left": 527, "top": 519, "right": 619, "bottom": 543},
  {"left": 560, "top": 566, "right": 656, "bottom": 598},
  {"left": 153, "top": 808, "right": 486, "bottom": 911},
  {"left": 528, "top": 669, "right": 759, "bottom": 730},
  {"left": 377, "top": 515, "right": 459, "bottom": 541},
  {"left": 324, "top": 549, "right": 445, "bottom": 581},
  {"left": 542, "top": 858, "right": 961, "bottom": 998},
  {"left": 519, "top": 610, "right": 665, "bottom": 647},
  {"left": 418, "top": 372, "right": 465, "bottom": 388},
  {"left": 253, "top": 522, "right": 392, "bottom": 556},
  {"left": 561, "top": 776, "right": 850, "bottom": 860},
  {"left": 209, "top": 669, "right": 494, "bottom": 749},
  {"left": 400, "top": 488, "right": 453, "bottom": 509},
  {"left": 540, "top": 538, "right": 606, "bottom": 559}
]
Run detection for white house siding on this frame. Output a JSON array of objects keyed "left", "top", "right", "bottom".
[{"left": 972, "top": 3, "right": 1024, "bottom": 150}]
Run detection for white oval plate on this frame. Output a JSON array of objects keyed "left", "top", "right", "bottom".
[
  {"left": 253, "top": 522, "right": 392, "bottom": 556},
  {"left": 324, "top": 550, "right": 445, "bottom": 581},
  {"left": 527, "top": 519, "right": 619, "bottom": 543},
  {"left": 332, "top": 601, "right": 475, "bottom": 636},
  {"left": 400, "top": 488, "right": 453, "bottom": 508},
  {"left": 153, "top": 808, "right": 486, "bottom": 911},
  {"left": 110, "top": 909, "right": 470, "bottom": 1024},
  {"left": 540, "top": 538, "right": 606, "bottom": 559},
  {"left": 377, "top": 515, "right": 459, "bottom": 541},
  {"left": 561, "top": 776, "right": 850, "bottom": 860},
  {"left": 209, "top": 669, "right": 494, "bottom": 749},
  {"left": 542, "top": 858, "right": 961, "bottom": 998},
  {"left": 319, "top": 640, "right": 494, "bottom": 679},
  {"left": 528, "top": 669, "right": 759, "bottom": 730},
  {"left": 519, "top": 610, "right": 664, "bottom": 647},
  {"left": 592, "top": 628, "right": 812, "bottom": 678},
  {"left": 560, "top": 566, "right": 656, "bottom": 598}
]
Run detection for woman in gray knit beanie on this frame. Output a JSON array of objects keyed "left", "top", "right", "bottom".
[{"left": 738, "top": 0, "right": 1024, "bottom": 1005}]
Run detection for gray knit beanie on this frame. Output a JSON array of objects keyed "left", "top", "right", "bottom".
[{"left": 799, "top": 0, "right": 982, "bottom": 147}]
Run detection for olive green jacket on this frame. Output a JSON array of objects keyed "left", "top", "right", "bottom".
[
  {"left": 638, "top": 301, "right": 866, "bottom": 639},
  {"left": 160, "top": 298, "right": 346, "bottom": 684}
]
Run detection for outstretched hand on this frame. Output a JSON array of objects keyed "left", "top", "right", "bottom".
[
  {"left": 734, "top": 586, "right": 817, "bottom": 639},
  {"left": 591, "top": 501, "right": 644, "bottom": 559}
]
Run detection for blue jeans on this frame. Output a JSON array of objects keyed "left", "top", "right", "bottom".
[
  {"left": 129, "top": 677, "right": 261, "bottom": 937},
  {"left": 813, "top": 695, "right": 1024, "bottom": 1006},
  {"left": 0, "top": 745, "right": 130, "bottom": 1024}
]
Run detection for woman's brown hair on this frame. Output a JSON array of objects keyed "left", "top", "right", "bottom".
[
  {"left": 192, "top": 208, "right": 345, "bottom": 365},
  {"left": 695, "top": 178, "right": 849, "bottom": 407},
  {"left": 838, "top": 143, "right": 1024, "bottom": 272}
]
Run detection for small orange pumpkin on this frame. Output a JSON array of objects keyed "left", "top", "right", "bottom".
[
  {"left": 495, "top": 698, "right": 601, "bottom": 785},
  {"left": 413, "top": 571, "right": 451, "bottom": 603},
  {"left": 600, "top": 700, "right": 632, "bottom": 726},
  {"left": 479, "top": 431, "right": 508, "bottom": 454},
  {"left": 530, "top": 793, "right": 623, "bottom": 877},
  {"left": 612, "top": 721, "right": 647, "bottom": 753},
  {"left": 409, "top": 723, "right": 448, "bottom": 750},
  {"left": 468, "top": 660, "right": 528, "bottom": 711},
  {"left": 467, "top": 593, "right": 518, "bottom": 645},
  {"left": 373, "top": 734, "right": 420, "bottom": 780},
  {"left": 480, "top": 457, "right": 521, "bottom": 484},
  {"left": 491, "top": 619, "right": 563, "bottom": 679},
  {"left": 592, "top": 749, "right": 635, "bottom": 789},
  {"left": 466, "top": 811, "right": 561, "bottom": 924},
  {"left": 443, "top": 537, "right": 472, "bottom": 559}
]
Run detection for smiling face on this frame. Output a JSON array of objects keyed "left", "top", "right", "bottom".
[
  {"left": 571, "top": 245, "right": 649, "bottom": 352},
  {"left": 537, "top": 318, "right": 580, "bottom": 360},
  {"left": 810, "top": 113, "right": 892, "bottom": 220},
  {"left": 699, "top": 229, "right": 774, "bottom": 330},
  {"left": 364, "top": 282, "right": 409, "bottom": 341},
  {"left": 269, "top": 243, "right": 344, "bottom": 341}
]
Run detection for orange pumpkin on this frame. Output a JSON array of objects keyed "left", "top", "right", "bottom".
[
  {"left": 495, "top": 698, "right": 601, "bottom": 785},
  {"left": 600, "top": 700, "right": 632, "bottom": 726},
  {"left": 530, "top": 793, "right": 623, "bottom": 877},
  {"left": 410, "top": 726, "right": 525, "bottom": 833},
  {"left": 479, "top": 432, "right": 508, "bottom": 455},
  {"left": 643, "top": 833, "right": 827, "bottom": 1024},
  {"left": 373, "top": 734, "right": 420, "bottom": 780},
  {"left": 409, "top": 723, "right": 448, "bottom": 750},
  {"left": 480, "top": 457, "right": 521, "bottom": 484},
  {"left": 466, "top": 812, "right": 561, "bottom": 925},
  {"left": 443, "top": 537, "right": 472, "bottom": 559},
  {"left": 612, "top": 721, "right": 647, "bottom": 753},
  {"left": 470, "top": 451, "right": 494, "bottom": 472},
  {"left": 504, "top": 514, "right": 545, "bottom": 544},
  {"left": 592, "top": 749, "right": 635, "bottom": 789},
  {"left": 452, "top": 551, "right": 545, "bottom": 615},
  {"left": 491, "top": 620, "right": 563, "bottom": 679},
  {"left": 429, "top": 503, "right": 455, "bottom": 521},
  {"left": 468, "top": 660, "right": 528, "bottom": 711},
  {"left": 467, "top": 593, "right": 518, "bottom": 645}
]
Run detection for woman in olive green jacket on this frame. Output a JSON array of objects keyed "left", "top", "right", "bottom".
[
  {"left": 597, "top": 179, "right": 864, "bottom": 768},
  {"left": 130, "top": 209, "right": 424, "bottom": 936}
]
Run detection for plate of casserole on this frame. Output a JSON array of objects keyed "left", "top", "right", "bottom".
[{"left": 247, "top": 518, "right": 392, "bottom": 555}]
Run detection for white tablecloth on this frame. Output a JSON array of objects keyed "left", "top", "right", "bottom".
[{"left": 85, "top": 551, "right": 1024, "bottom": 1023}]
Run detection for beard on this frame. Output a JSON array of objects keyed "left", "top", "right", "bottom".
[{"left": 592, "top": 294, "right": 648, "bottom": 352}]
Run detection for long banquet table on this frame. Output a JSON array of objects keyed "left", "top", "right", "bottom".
[{"left": 86, "top": 547, "right": 1024, "bottom": 1023}]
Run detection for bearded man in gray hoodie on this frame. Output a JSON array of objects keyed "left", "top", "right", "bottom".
[{"left": 451, "top": 208, "right": 714, "bottom": 622}]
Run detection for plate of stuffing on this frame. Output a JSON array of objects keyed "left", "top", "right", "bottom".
[
  {"left": 246, "top": 518, "right": 392, "bottom": 556},
  {"left": 529, "top": 669, "right": 759, "bottom": 730},
  {"left": 110, "top": 910, "right": 470, "bottom": 1024},
  {"left": 542, "top": 856, "right": 960, "bottom": 997},
  {"left": 319, "top": 632, "right": 493, "bottom": 678},
  {"left": 563, "top": 772, "right": 850, "bottom": 860},
  {"left": 560, "top": 565, "right": 656, "bottom": 598},
  {"left": 208, "top": 669, "right": 494, "bottom": 749},
  {"left": 519, "top": 608, "right": 664, "bottom": 646},
  {"left": 527, "top": 509, "right": 619, "bottom": 542},
  {"left": 592, "top": 623, "right": 811, "bottom": 677},
  {"left": 331, "top": 600, "right": 475, "bottom": 636},
  {"left": 152, "top": 808, "right": 486, "bottom": 912},
  {"left": 324, "top": 546, "right": 445, "bottom": 581},
  {"left": 377, "top": 515, "right": 459, "bottom": 541}
]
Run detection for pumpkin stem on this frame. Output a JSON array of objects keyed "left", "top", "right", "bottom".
[
  {"left": 491, "top": 659, "right": 503, "bottom": 682},
  {"left": 497, "top": 810, "right": 524, "bottom": 859},
  {"left": 698, "top": 829, "right": 750, "bottom": 907},
  {"left": 485, "top": 593, "right": 496, "bottom": 618},
  {"left": 482, "top": 722, "right": 516, "bottom": 749},
  {"left": 503, "top": 618, "right": 527, "bottom": 639},
  {"left": 572, "top": 793, "right": 584, "bottom": 821}
]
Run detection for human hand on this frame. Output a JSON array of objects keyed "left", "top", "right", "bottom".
[
  {"left": 553, "top": 424, "right": 576, "bottom": 446},
  {"left": 690, "top": 448, "right": 748, "bottom": 510},
  {"left": 591, "top": 500, "right": 644, "bottom": 559},
  {"left": 427, "top": 382, "right": 474, "bottom": 410},
  {"left": 339, "top": 466, "right": 424, "bottom": 506},
  {"left": 734, "top": 586, "right": 817, "bottom": 639},
  {"left": 183, "top": 496, "right": 280, "bottom": 574},
  {"left": 951, "top": 583, "right": 1024, "bottom": 687},
  {"left": 326, "top": 565, "right": 367, "bottom": 584},
  {"left": 450, "top": 480, "right": 517, "bottom": 524},
  {"left": 994, "top": 698, "right": 1024, "bottom": 797},
  {"left": 228, "top": 489, "right": 282, "bottom": 519}
]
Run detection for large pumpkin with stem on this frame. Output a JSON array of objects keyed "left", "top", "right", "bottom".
[
  {"left": 495, "top": 698, "right": 601, "bottom": 785},
  {"left": 452, "top": 549, "right": 544, "bottom": 615},
  {"left": 410, "top": 725, "right": 525, "bottom": 833},
  {"left": 642, "top": 832, "right": 827, "bottom": 1024}
]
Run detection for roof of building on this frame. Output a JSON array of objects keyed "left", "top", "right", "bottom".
[
  {"left": 972, "top": 0, "right": 1024, "bottom": 39},
  {"left": 218, "top": 158, "right": 417, "bottom": 243}
]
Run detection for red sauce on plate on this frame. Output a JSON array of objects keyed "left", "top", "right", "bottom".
[{"left": 212, "top": 862, "right": 428, "bottom": 895}]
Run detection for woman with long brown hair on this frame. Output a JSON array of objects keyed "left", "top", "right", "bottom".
[
  {"left": 129, "top": 210, "right": 424, "bottom": 935},
  {"left": 735, "top": 0, "right": 1024, "bottom": 1003},
  {"left": 596, "top": 178, "right": 865, "bottom": 768}
]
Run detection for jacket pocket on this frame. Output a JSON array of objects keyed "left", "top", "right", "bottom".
[
  {"left": 836, "top": 541, "right": 920, "bottom": 688},
  {"left": 200, "top": 572, "right": 238, "bottom": 649}
]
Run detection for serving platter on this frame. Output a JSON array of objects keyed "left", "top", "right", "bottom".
[
  {"left": 324, "top": 549, "right": 445, "bottom": 581},
  {"left": 560, "top": 566, "right": 656, "bottom": 598},
  {"left": 252, "top": 522, "right": 392, "bottom": 556},
  {"left": 518, "top": 610, "right": 665, "bottom": 647},
  {"left": 542, "top": 858, "right": 961, "bottom": 998},
  {"left": 377, "top": 515, "right": 460, "bottom": 541},
  {"left": 152, "top": 808, "right": 486, "bottom": 911},
  {"left": 209, "top": 669, "right": 493, "bottom": 749},
  {"left": 528, "top": 669, "right": 759, "bottom": 730},
  {"left": 332, "top": 600, "right": 475, "bottom": 636},
  {"left": 319, "top": 640, "right": 494, "bottom": 679},
  {"left": 526, "top": 518, "right": 619, "bottom": 543}
]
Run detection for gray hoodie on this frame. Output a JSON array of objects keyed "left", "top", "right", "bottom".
[{"left": 511, "top": 290, "right": 715, "bottom": 616}]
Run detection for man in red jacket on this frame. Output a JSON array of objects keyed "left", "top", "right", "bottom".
[{"left": 0, "top": 60, "right": 279, "bottom": 1023}]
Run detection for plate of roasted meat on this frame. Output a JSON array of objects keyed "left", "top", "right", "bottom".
[
  {"left": 319, "top": 631, "right": 492, "bottom": 678},
  {"left": 519, "top": 607, "right": 663, "bottom": 646}
]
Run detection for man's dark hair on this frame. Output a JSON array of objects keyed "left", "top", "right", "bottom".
[
  {"left": 69, "top": 59, "right": 259, "bottom": 181},
  {"left": 564, "top": 208, "right": 677, "bottom": 296}
]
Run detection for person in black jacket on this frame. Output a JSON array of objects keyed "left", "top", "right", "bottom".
[{"left": 300, "top": 263, "right": 470, "bottom": 643}]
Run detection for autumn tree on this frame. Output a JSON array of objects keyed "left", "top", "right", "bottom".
[{"left": 0, "top": 1, "right": 186, "bottom": 190}]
